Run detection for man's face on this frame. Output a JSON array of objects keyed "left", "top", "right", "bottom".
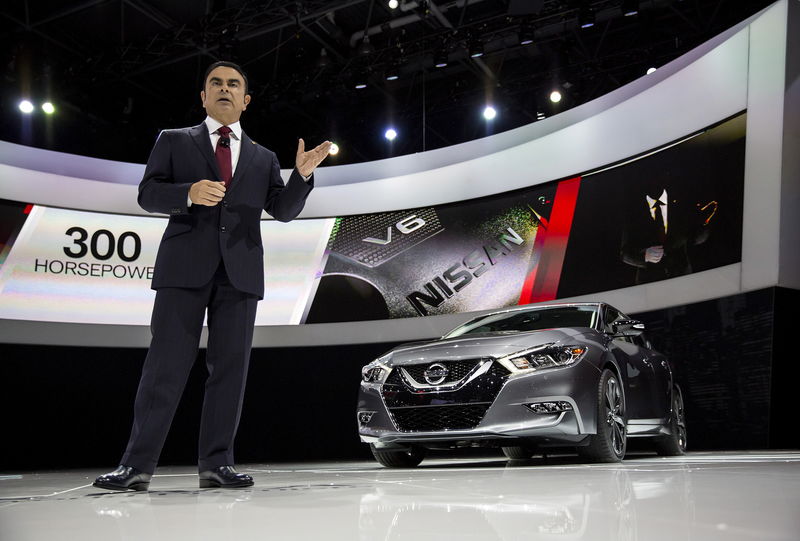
[{"left": 201, "top": 66, "right": 251, "bottom": 125}]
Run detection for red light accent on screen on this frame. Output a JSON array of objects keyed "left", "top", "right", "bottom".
[
  {"left": 518, "top": 176, "right": 581, "bottom": 304},
  {"left": 23, "top": 204, "right": 33, "bottom": 214}
]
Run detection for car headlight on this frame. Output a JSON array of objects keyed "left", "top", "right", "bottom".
[
  {"left": 499, "top": 344, "right": 588, "bottom": 373},
  {"left": 361, "top": 360, "right": 391, "bottom": 384}
]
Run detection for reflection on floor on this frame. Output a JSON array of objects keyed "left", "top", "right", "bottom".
[{"left": 2, "top": 451, "right": 799, "bottom": 541}]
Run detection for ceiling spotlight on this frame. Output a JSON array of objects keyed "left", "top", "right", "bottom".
[
  {"left": 19, "top": 100, "right": 34, "bottom": 114},
  {"left": 388, "top": 0, "right": 399, "bottom": 8},
  {"left": 358, "top": 35, "right": 375, "bottom": 56},
  {"left": 518, "top": 25, "right": 534, "bottom": 46},
  {"left": 385, "top": 65, "right": 400, "bottom": 81},
  {"left": 549, "top": 90, "right": 562, "bottom": 103},
  {"left": 42, "top": 102, "right": 55, "bottom": 114},
  {"left": 468, "top": 38, "right": 484, "bottom": 58},
  {"left": 483, "top": 106, "right": 497, "bottom": 120},
  {"left": 536, "top": 112, "right": 546, "bottom": 120},
  {"left": 434, "top": 49, "right": 448, "bottom": 68},
  {"left": 354, "top": 69, "right": 368, "bottom": 89},
  {"left": 317, "top": 48, "right": 330, "bottom": 69},
  {"left": 329, "top": 143, "right": 340, "bottom": 156},
  {"left": 578, "top": 6, "right": 595, "bottom": 29},
  {"left": 384, "top": 128, "right": 398, "bottom": 141},
  {"left": 646, "top": 66, "right": 657, "bottom": 74},
  {"left": 621, "top": 0, "right": 639, "bottom": 16}
]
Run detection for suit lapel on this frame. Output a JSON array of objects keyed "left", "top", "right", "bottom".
[
  {"left": 227, "top": 131, "right": 255, "bottom": 196},
  {"left": 189, "top": 123, "right": 222, "bottom": 181}
]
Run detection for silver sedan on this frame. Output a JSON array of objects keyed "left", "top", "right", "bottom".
[{"left": 358, "top": 302, "right": 686, "bottom": 467}]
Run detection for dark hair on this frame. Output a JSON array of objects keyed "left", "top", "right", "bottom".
[{"left": 203, "top": 61, "right": 249, "bottom": 94}]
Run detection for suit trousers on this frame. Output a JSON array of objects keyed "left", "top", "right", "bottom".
[{"left": 121, "top": 262, "right": 259, "bottom": 474}]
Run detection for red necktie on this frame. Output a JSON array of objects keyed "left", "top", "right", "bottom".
[{"left": 215, "top": 126, "right": 232, "bottom": 187}]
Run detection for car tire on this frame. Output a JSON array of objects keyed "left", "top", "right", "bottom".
[
  {"left": 501, "top": 446, "right": 536, "bottom": 460},
  {"left": 579, "top": 369, "right": 627, "bottom": 463},
  {"left": 370, "top": 444, "right": 426, "bottom": 468},
  {"left": 654, "top": 387, "right": 687, "bottom": 456}
]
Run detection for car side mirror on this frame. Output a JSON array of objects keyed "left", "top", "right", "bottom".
[{"left": 612, "top": 319, "right": 645, "bottom": 336}]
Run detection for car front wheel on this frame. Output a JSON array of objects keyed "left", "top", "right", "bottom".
[
  {"left": 370, "top": 444, "right": 426, "bottom": 468},
  {"left": 501, "top": 445, "right": 536, "bottom": 460},
  {"left": 579, "top": 369, "right": 627, "bottom": 463}
]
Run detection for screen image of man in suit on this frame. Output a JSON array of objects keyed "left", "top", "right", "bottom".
[
  {"left": 94, "top": 61, "right": 332, "bottom": 491},
  {"left": 620, "top": 175, "right": 716, "bottom": 285}
]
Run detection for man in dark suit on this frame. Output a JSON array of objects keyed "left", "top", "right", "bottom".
[
  {"left": 94, "top": 61, "right": 331, "bottom": 491},
  {"left": 620, "top": 176, "right": 715, "bottom": 284}
]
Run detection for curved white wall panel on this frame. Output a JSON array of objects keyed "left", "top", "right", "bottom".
[{"left": 0, "top": 1, "right": 794, "bottom": 347}]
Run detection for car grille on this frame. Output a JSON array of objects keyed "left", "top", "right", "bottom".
[
  {"left": 389, "top": 403, "right": 491, "bottom": 432},
  {"left": 400, "top": 358, "right": 486, "bottom": 385}
]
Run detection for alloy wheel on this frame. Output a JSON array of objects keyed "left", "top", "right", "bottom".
[{"left": 605, "top": 376, "right": 626, "bottom": 457}]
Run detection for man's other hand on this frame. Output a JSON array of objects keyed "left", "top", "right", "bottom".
[
  {"left": 189, "top": 180, "right": 226, "bottom": 206},
  {"left": 296, "top": 138, "right": 333, "bottom": 177},
  {"left": 644, "top": 245, "right": 664, "bottom": 264}
]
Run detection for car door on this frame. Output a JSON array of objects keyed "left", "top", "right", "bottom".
[
  {"left": 603, "top": 306, "right": 660, "bottom": 420},
  {"left": 635, "top": 333, "right": 672, "bottom": 420}
]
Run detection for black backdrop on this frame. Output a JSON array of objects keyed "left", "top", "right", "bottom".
[{"left": 1, "top": 287, "right": 797, "bottom": 472}]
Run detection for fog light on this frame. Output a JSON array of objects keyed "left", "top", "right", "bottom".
[
  {"left": 358, "top": 411, "right": 375, "bottom": 425},
  {"left": 526, "top": 401, "right": 573, "bottom": 414}
]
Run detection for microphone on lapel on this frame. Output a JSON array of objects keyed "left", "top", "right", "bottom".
[{"left": 219, "top": 138, "right": 230, "bottom": 148}]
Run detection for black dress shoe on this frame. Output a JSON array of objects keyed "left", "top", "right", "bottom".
[
  {"left": 93, "top": 465, "right": 152, "bottom": 491},
  {"left": 198, "top": 466, "right": 254, "bottom": 488}
]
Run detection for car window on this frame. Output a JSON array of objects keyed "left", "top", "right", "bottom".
[
  {"left": 603, "top": 306, "right": 625, "bottom": 333},
  {"left": 444, "top": 306, "right": 598, "bottom": 338}
]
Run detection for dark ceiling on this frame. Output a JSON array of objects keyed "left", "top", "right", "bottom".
[{"left": 1, "top": 0, "right": 775, "bottom": 167}]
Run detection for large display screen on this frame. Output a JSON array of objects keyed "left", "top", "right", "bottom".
[
  {"left": 0, "top": 113, "right": 745, "bottom": 326},
  {"left": 308, "top": 113, "right": 745, "bottom": 322}
]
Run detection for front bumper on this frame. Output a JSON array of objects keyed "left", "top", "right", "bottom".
[{"left": 358, "top": 358, "right": 602, "bottom": 447}]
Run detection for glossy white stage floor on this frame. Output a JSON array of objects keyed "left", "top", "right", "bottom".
[{"left": 2, "top": 451, "right": 799, "bottom": 541}]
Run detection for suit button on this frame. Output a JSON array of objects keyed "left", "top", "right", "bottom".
[
  {"left": 220, "top": 225, "right": 227, "bottom": 232},
  {"left": 221, "top": 201, "right": 228, "bottom": 207}
]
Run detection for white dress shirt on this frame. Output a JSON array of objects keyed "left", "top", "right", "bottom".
[
  {"left": 646, "top": 189, "right": 669, "bottom": 234},
  {"left": 205, "top": 116, "right": 242, "bottom": 174}
]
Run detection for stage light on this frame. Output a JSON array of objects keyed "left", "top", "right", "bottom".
[
  {"left": 646, "top": 67, "right": 657, "bottom": 74},
  {"left": 434, "top": 49, "right": 448, "bottom": 68},
  {"left": 358, "top": 36, "right": 375, "bottom": 56},
  {"left": 549, "top": 90, "right": 562, "bottom": 103},
  {"left": 388, "top": 0, "right": 399, "bottom": 8},
  {"left": 483, "top": 106, "right": 497, "bottom": 120},
  {"left": 329, "top": 143, "right": 340, "bottom": 155},
  {"left": 518, "top": 26, "right": 534, "bottom": 46},
  {"left": 622, "top": 0, "right": 639, "bottom": 16},
  {"left": 19, "top": 100, "right": 34, "bottom": 114},
  {"left": 354, "top": 70, "right": 368, "bottom": 89},
  {"left": 468, "top": 38, "right": 484, "bottom": 58},
  {"left": 536, "top": 111, "right": 546, "bottom": 120},
  {"left": 317, "top": 48, "right": 330, "bottom": 69},
  {"left": 42, "top": 102, "right": 55, "bottom": 114},
  {"left": 384, "top": 128, "right": 398, "bottom": 141},
  {"left": 385, "top": 65, "right": 399, "bottom": 81},
  {"left": 578, "top": 6, "right": 595, "bottom": 28}
]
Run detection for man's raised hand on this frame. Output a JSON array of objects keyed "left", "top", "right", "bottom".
[
  {"left": 189, "top": 180, "right": 226, "bottom": 206},
  {"left": 296, "top": 138, "right": 333, "bottom": 177}
]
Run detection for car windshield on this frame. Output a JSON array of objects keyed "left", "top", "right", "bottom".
[{"left": 443, "top": 306, "right": 599, "bottom": 338}]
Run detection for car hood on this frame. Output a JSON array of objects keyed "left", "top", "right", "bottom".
[{"left": 382, "top": 327, "right": 596, "bottom": 366}]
